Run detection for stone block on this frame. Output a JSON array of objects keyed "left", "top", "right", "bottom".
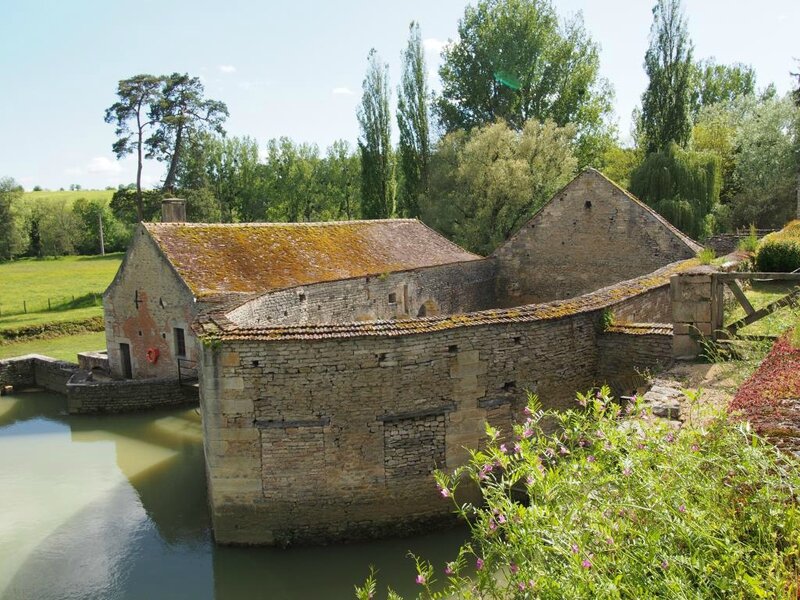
[
  {"left": 221, "top": 351, "right": 241, "bottom": 367},
  {"left": 222, "top": 376, "right": 245, "bottom": 391},
  {"left": 673, "top": 334, "right": 700, "bottom": 359}
]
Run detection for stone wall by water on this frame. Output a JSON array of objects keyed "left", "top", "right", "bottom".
[
  {"left": 66, "top": 372, "right": 197, "bottom": 413},
  {"left": 0, "top": 355, "right": 76, "bottom": 393},
  {"left": 198, "top": 261, "right": 689, "bottom": 545}
]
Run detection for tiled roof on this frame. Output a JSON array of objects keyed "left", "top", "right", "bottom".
[
  {"left": 195, "top": 258, "right": 699, "bottom": 341},
  {"left": 144, "top": 220, "right": 481, "bottom": 298}
]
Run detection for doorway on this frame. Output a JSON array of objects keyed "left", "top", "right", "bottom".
[{"left": 120, "top": 343, "right": 132, "bottom": 379}]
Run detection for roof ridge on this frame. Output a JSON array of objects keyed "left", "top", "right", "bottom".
[{"left": 145, "top": 218, "right": 421, "bottom": 229}]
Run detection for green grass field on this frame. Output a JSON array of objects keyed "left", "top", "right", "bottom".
[
  {"left": 726, "top": 280, "right": 800, "bottom": 337},
  {"left": 21, "top": 189, "right": 114, "bottom": 208},
  {"left": 0, "top": 254, "right": 122, "bottom": 329},
  {"left": 0, "top": 332, "right": 106, "bottom": 362}
]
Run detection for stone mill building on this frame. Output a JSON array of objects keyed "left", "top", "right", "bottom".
[{"left": 102, "top": 169, "right": 701, "bottom": 544}]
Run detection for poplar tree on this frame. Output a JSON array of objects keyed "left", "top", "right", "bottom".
[
  {"left": 358, "top": 50, "right": 394, "bottom": 219},
  {"left": 396, "top": 22, "right": 430, "bottom": 218},
  {"left": 640, "top": 0, "right": 694, "bottom": 153}
]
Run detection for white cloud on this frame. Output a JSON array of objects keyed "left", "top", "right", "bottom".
[
  {"left": 87, "top": 156, "right": 122, "bottom": 174},
  {"left": 332, "top": 86, "right": 355, "bottom": 96},
  {"left": 423, "top": 38, "right": 448, "bottom": 54},
  {"left": 219, "top": 65, "right": 236, "bottom": 74}
]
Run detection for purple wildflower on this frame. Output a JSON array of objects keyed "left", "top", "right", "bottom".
[
  {"left": 416, "top": 574, "right": 426, "bottom": 585},
  {"left": 559, "top": 445, "right": 569, "bottom": 455},
  {"left": 678, "top": 504, "right": 686, "bottom": 513},
  {"left": 665, "top": 432, "right": 675, "bottom": 443},
  {"left": 586, "top": 455, "right": 596, "bottom": 463},
  {"left": 440, "top": 486, "right": 450, "bottom": 498},
  {"left": 622, "top": 466, "right": 632, "bottom": 476},
  {"left": 517, "top": 581, "right": 527, "bottom": 592},
  {"left": 691, "top": 444, "right": 700, "bottom": 452},
  {"left": 582, "top": 558, "right": 592, "bottom": 569},
  {"left": 522, "top": 427, "right": 533, "bottom": 439},
  {"left": 499, "top": 443, "right": 507, "bottom": 454},
  {"left": 476, "top": 558, "right": 484, "bottom": 571},
  {"left": 510, "top": 563, "right": 519, "bottom": 574},
  {"left": 661, "top": 560, "right": 669, "bottom": 570},
  {"left": 514, "top": 442, "right": 522, "bottom": 454},
  {"left": 444, "top": 563, "right": 454, "bottom": 576},
  {"left": 570, "top": 543, "right": 579, "bottom": 554}
]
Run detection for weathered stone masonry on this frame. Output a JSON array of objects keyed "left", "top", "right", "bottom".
[{"left": 198, "top": 260, "right": 690, "bottom": 545}]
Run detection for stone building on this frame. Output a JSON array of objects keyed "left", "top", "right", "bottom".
[{"left": 102, "top": 169, "right": 701, "bottom": 545}]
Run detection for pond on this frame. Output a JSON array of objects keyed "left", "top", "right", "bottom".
[{"left": 0, "top": 390, "right": 466, "bottom": 599}]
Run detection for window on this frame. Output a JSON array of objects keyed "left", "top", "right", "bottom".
[
  {"left": 388, "top": 292, "right": 397, "bottom": 304},
  {"left": 174, "top": 327, "right": 186, "bottom": 358}
]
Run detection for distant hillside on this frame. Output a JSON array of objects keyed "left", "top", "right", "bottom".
[{"left": 22, "top": 189, "right": 114, "bottom": 207}]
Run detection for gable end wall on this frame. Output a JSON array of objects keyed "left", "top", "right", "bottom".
[{"left": 492, "top": 171, "right": 698, "bottom": 304}]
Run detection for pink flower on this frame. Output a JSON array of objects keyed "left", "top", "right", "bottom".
[
  {"left": 586, "top": 455, "right": 596, "bottom": 463},
  {"left": 570, "top": 543, "right": 579, "bottom": 554},
  {"left": 476, "top": 558, "right": 484, "bottom": 570},
  {"left": 444, "top": 563, "right": 454, "bottom": 576},
  {"left": 678, "top": 504, "right": 686, "bottom": 513},
  {"left": 582, "top": 558, "right": 592, "bottom": 569},
  {"left": 510, "top": 563, "right": 519, "bottom": 574},
  {"left": 499, "top": 443, "right": 508, "bottom": 453},
  {"left": 559, "top": 445, "right": 569, "bottom": 455},
  {"left": 489, "top": 520, "right": 497, "bottom": 531},
  {"left": 691, "top": 444, "right": 700, "bottom": 452},
  {"left": 497, "top": 513, "right": 506, "bottom": 524},
  {"left": 522, "top": 427, "right": 533, "bottom": 439},
  {"left": 622, "top": 466, "right": 632, "bottom": 476},
  {"left": 661, "top": 560, "right": 669, "bottom": 570},
  {"left": 523, "top": 406, "right": 532, "bottom": 416},
  {"left": 517, "top": 581, "right": 527, "bottom": 591},
  {"left": 665, "top": 432, "right": 675, "bottom": 443},
  {"left": 514, "top": 442, "right": 522, "bottom": 454},
  {"left": 440, "top": 486, "right": 450, "bottom": 498},
  {"left": 415, "top": 574, "right": 426, "bottom": 585}
]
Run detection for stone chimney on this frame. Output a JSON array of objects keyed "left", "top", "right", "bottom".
[{"left": 161, "top": 198, "right": 186, "bottom": 223}]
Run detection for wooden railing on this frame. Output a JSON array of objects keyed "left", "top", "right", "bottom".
[{"left": 177, "top": 358, "right": 198, "bottom": 385}]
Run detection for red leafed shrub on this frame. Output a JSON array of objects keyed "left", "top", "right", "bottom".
[{"left": 730, "top": 333, "right": 800, "bottom": 448}]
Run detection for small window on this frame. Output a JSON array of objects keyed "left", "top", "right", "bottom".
[
  {"left": 174, "top": 327, "right": 186, "bottom": 358},
  {"left": 388, "top": 292, "right": 397, "bottom": 304},
  {"left": 298, "top": 293, "right": 306, "bottom": 302},
  {"left": 448, "top": 344, "right": 459, "bottom": 354},
  {"left": 584, "top": 200, "right": 592, "bottom": 209}
]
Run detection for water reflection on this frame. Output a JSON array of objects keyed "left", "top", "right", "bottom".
[{"left": 0, "top": 390, "right": 466, "bottom": 599}]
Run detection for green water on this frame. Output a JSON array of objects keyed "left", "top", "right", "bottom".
[{"left": 0, "top": 391, "right": 466, "bottom": 599}]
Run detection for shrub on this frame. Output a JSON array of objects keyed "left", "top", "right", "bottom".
[
  {"left": 361, "top": 389, "right": 800, "bottom": 599},
  {"left": 755, "top": 221, "right": 800, "bottom": 272},
  {"left": 696, "top": 247, "right": 715, "bottom": 264},
  {"left": 737, "top": 224, "right": 759, "bottom": 253}
]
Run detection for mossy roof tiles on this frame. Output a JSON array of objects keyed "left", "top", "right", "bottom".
[
  {"left": 196, "top": 258, "right": 700, "bottom": 341},
  {"left": 144, "top": 219, "right": 481, "bottom": 297}
]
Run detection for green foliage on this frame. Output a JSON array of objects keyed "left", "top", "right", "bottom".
[
  {"left": 737, "top": 224, "right": 759, "bottom": 253},
  {"left": 110, "top": 187, "right": 163, "bottom": 223},
  {"left": 396, "top": 22, "right": 431, "bottom": 219},
  {"left": 755, "top": 221, "right": 800, "bottom": 272},
  {"left": 382, "top": 389, "right": 800, "bottom": 599},
  {"left": 598, "top": 308, "right": 615, "bottom": 332},
  {"left": 422, "top": 119, "right": 577, "bottom": 255},
  {"left": 640, "top": 0, "right": 694, "bottom": 152},
  {"left": 696, "top": 246, "right": 715, "bottom": 264},
  {"left": 0, "top": 177, "right": 26, "bottom": 260},
  {"left": 0, "top": 331, "right": 107, "bottom": 362},
  {"left": 729, "top": 94, "right": 800, "bottom": 228},
  {"left": 598, "top": 145, "right": 643, "bottom": 189},
  {"left": 72, "top": 197, "right": 130, "bottom": 254},
  {"left": 436, "top": 0, "right": 613, "bottom": 167},
  {"left": 358, "top": 49, "right": 395, "bottom": 219},
  {"left": 630, "top": 142, "right": 721, "bottom": 239},
  {"left": 690, "top": 59, "right": 756, "bottom": 116}
]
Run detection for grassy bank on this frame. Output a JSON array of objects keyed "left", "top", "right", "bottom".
[
  {"left": 0, "top": 332, "right": 106, "bottom": 362},
  {"left": 0, "top": 254, "right": 122, "bottom": 328}
]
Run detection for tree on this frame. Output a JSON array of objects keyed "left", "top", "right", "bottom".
[
  {"left": 640, "top": 0, "right": 694, "bottom": 152},
  {"left": 690, "top": 59, "right": 755, "bottom": 116},
  {"left": 729, "top": 94, "right": 800, "bottom": 227},
  {"left": 396, "top": 22, "right": 430, "bottom": 218},
  {"left": 630, "top": 143, "right": 720, "bottom": 239},
  {"left": 436, "top": 0, "right": 612, "bottom": 164},
  {"left": 357, "top": 50, "right": 394, "bottom": 219},
  {"left": 105, "top": 74, "right": 163, "bottom": 221},
  {"left": 0, "top": 177, "right": 25, "bottom": 260},
  {"left": 320, "top": 140, "right": 361, "bottom": 220},
  {"left": 147, "top": 73, "right": 228, "bottom": 194},
  {"left": 73, "top": 197, "right": 130, "bottom": 254},
  {"left": 422, "top": 119, "right": 577, "bottom": 254}
]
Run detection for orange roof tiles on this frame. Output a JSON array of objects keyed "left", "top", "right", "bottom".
[{"left": 145, "top": 219, "right": 481, "bottom": 298}]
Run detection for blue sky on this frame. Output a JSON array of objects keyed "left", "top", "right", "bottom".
[{"left": 1, "top": 0, "right": 797, "bottom": 190}]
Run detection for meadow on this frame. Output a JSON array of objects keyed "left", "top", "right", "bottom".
[{"left": 21, "top": 188, "right": 113, "bottom": 207}]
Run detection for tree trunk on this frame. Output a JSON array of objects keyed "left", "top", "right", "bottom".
[
  {"left": 134, "top": 112, "right": 145, "bottom": 222},
  {"left": 162, "top": 126, "right": 183, "bottom": 194}
]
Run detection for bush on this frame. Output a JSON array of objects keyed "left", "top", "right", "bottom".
[
  {"left": 737, "top": 224, "right": 759, "bottom": 253},
  {"left": 696, "top": 247, "right": 716, "bottom": 264},
  {"left": 755, "top": 221, "right": 800, "bottom": 272},
  {"left": 361, "top": 389, "right": 800, "bottom": 599}
]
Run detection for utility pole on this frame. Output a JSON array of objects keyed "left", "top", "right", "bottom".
[{"left": 98, "top": 212, "right": 105, "bottom": 256}]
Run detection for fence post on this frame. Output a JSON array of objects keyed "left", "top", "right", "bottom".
[
  {"left": 48, "top": 298, "right": 51, "bottom": 311},
  {"left": 23, "top": 301, "right": 27, "bottom": 314}
]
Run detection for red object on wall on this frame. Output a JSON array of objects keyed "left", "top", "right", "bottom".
[{"left": 145, "top": 347, "right": 160, "bottom": 364}]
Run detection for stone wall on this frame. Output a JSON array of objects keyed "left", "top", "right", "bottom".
[
  {"left": 227, "top": 259, "right": 497, "bottom": 327},
  {"left": 66, "top": 372, "right": 197, "bottom": 413},
  {"left": 671, "top": 269, "right": 717, "bottom": 359},
  {"left": 202, "top": 310, "right": 613, "bottom": 545},
  {"left": 705, "top": 230, "right": 774, "bottom": 255},
  {"left": 104, "top": 226, "right": 201, "bottom": 379},
  {"left": 0, "top": 355, "right": 77, "bottom": 394},
  {"left": 597, "top": 326, "right": 674, "bottom": 395},
  {"left": 492, "top": 169, "right": 700, "bottom": 305},
  {"left": 612, "top": 283, "right": 672, "bottom": 324}
]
